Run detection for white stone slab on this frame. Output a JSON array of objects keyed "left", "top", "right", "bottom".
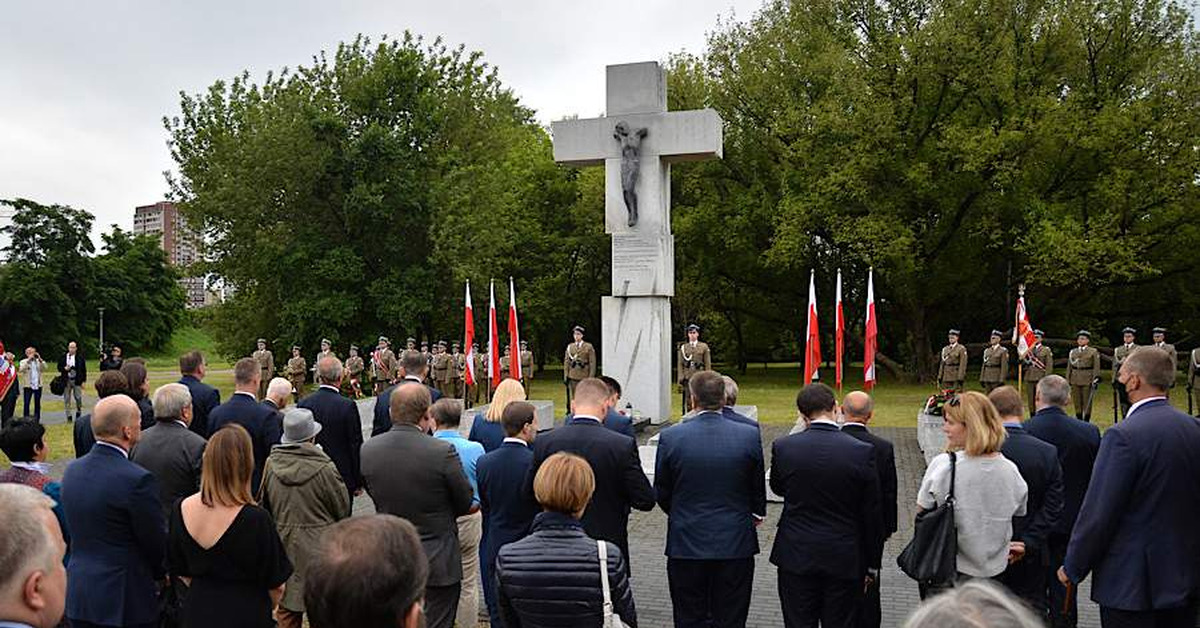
[
  {"left": 462, "top": 400, "right": 556, "bottom": 436},
  {"left": 639, "top": 445, "right": 658, "bottom": 483},
  {"left": 917, "top": 411, "right": 946, "bottom": 464},
  {"left": 612, "top": 233, "right": 673, "bottom": 297},
  {"left": 551, "top": 110, "right": 724, "bottom": 166},
  {"left": 607, "top": 61, "right": 666, "bottom": 115},
  {"left": 602, "top": 296, "right": 671, "bottom": 425}
]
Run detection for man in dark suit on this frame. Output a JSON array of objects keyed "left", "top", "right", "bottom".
[
  {"left": 721, "top": 375, "right": 761, "bottom": 431},
  {"left": 299, "top": 357, "right": 364, "bottom": 500},
  {"left": 57, "top": 341, "right": 86, "bottom": 423},
  {"left": 990, "top": 385, "right": 1065, "bottom": 617},
  {"left": 72, "top": 370, "right": 129, "bottom": 458},
  {"left": 208, "top": 358, "right": 281, "bottom": 491},
  {"left": 361, "top": 383, "right": 474, "bottom": 628},
  {"left": 372, "top": 351, "right": 442, "bottom": 437},
  {"left": 178, "top": 350, "right": 220, "bottom": 438},
  {"left": 61, "top": 395, "right": 166, "bottom": 628},
  {"left": 130, "top": 382, "right": 207, "bottom": 517},
  {"left": 599, "top": 375, "right": 635, "bottom": 437},
  {"left": 771, "top": 383, "right": 881, "bottom": 628},
  {"left": 262, "top": 376, "right": 292, "bottom": 415},
  {"left": 525, "top": 377, "right": 655, "bottom": 573},
  {"left": 839, "top": 390, "right": 897, "bottom": 628},
  {"left": 476, "top": 400, "right": 540, "bottom": 628},
  {"left": 655, "top": 371, "right": 765, "bottom": 628},
  {"left": 1060, "top": 349, "right": 1200, "bottom": 627},
  {"left": 1026, "top": 374, "right": 1100, "bottom": 628}
]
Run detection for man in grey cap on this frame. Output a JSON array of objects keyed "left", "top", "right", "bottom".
[
  {"left": 980, "top": 330, "right": 1009, "bottom": 393},
  {"left": 1152, "top": 327, "right": 1177, "bottom": 397},
  {"left": 312, "top": 338, "right": 336, "bottom": 381},
  {"left": 1023, "top": 329, "right": 1053, "bottom": 411},
  {"left": 938, "top": 329, "right": 968, "bottom": 391},
  {"left": 677, "top": 324, "right": 712, "bottom": 410},
  {"left": 1067, "top": 331, "right": 1101, "bottom": 421},
  {"left": 1113, "top": 327, "right": 1139, "bottom": 417},
  {"left": 563, "top": 326, "right": 596, "bottom": 407},
  {"left": 372, "top": 336, "right": 397, "bottom": 395},
  {"left": 259, "top": 407, "right": 352, "bottom": 628},
  {"left": 345, "top": 345, "right": 364, "bottom": 399},
  {"left": 252, "top": 338, "right": 275, "bottom": 400}
]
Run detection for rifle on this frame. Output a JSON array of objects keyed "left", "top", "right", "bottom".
[
  {"left": 1085, "top": 377, "right": 1102, "bottom": 422},
  {"left": 1113, "top": 384, "right": 1119, "bottom": 424},
  {"left": 1188, "top": 381, "right": 1194, "bottom": 416}
]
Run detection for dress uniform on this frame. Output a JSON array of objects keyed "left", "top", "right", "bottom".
[
  {"left": 450, "top": 343, "right": 464, "bottom": 399},
  {"left": 286, "top": 346, "right": 307, "bottom": 402},
  {"left": 1152, "top": 327, "right": 1178, "bottom": 396},
  {"left": 563, "top": 326, "right": 596, "bottom": 407},
  {"left": 252, "top": 339, "right": 275, "bottom": 400},
  {"left": 1188, "top": 346, "right": 1200, "bottom": 417},
  {"left": 396, "top": 338, "right": 421, "bottom": 381},
  {"left": 469, "top": 345, "right": 485, "bottom": 405},
  {"left": 676, "top": 324, "right": 713, "bottom": 410},
  {"left": 1112, "top": 328, "right": 1138, "bottom": 418},
  {"left": 420, "top": 342, "right": 432, "bottom": 385},
  {"left": 370, "top": 337, "right": 397, "bottom": 395},
  {"left": 1066, "top": 331, "right": 1101, "bottom": 421},
  {"left": 312, "top": 338, "right": 336, "bottom": 382},
  {"left": 431, "top": 341, "right": 452, "bottom": 395},
  {"left": 979, "top": 330, "right": 1009, "bottom": 393},
  {"left": 937, "top": 330, "right": 969, "bottom": 391},
  {"left": 1023, "top": 330, "right": 1053, "bottom": 411},
  {"left": 345, "top": 345, "right": 365, "bottom": 398},
  {"left": 499, "top": 348, "right": 512, "bottom": 382},
  {"left": 519, "top": 340, "right": 535, "bottom": 390}
]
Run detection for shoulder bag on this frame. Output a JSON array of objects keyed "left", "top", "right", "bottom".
[{"left": 897, "top": 450, "right": 958, "bottom": 585}]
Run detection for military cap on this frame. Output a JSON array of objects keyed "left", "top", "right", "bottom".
[
  {"left": 1153, "top": 327, "right": 1167, "bottom": 335},
  {"left": 420, "top": 341, "right": 429, "bottom": 348},
  {"left": 1076, "top": 330, "right": 1091, "bottom": 338},
  {"left": 350, "top": 344, "right": 359, "bottom": 351},
  {"left": 378, "top": 335, "right": 390, "bottom": 344},
  {"left": 573, "top": 325, "right": 585, "bottom": 333},
  {"left": 321, "top": 338, "right": 331, "bottom": 346},
  {"left": 407, "top": 337, "right": 416, "bottom": 343},
  {"left": 471, "top": 343, "right": 479, "bottom": 349},
  {"left": 1033, "top": 329, "right": 1045, "bottom": 338},
  {"left": 520, "top": 340, "right": 528, "bottom": 347},
  {"left": 948, "top": 329, "right": 961, "bottom": 336},
  {"left": 1122, "top": 327, "right": 1137, "bottom": 334},
  {"left": 452, "top": 342, "right": 461, "bottom": 348},
  {"left": 292, "top": 344, "right": 301, "bottom": 351},
  {"left": 686, "top": 324, "right": 701, "bottom": 332},
  {"left": 990, "top": 329, "right": 1002, "bottom": 338},
  {"left": 438, "top": 340, "right": 447, "bottom": 348}
]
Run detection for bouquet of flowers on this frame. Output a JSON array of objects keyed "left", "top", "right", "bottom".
[{"left": 922, "top": 389, "right": 959, "bottom": 416}]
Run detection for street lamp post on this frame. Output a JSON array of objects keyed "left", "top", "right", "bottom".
[{"left": 98, "top": 308, "right": 105, "bottom": 356}]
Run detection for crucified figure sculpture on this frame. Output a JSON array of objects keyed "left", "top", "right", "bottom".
[{"left": 613, "top": 120, "right": 648, "bottom": 227}]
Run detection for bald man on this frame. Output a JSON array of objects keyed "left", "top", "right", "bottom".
[
  {"left": 839, "top": 391, "right": 897, "bottom": 628},
  {"left": 61, "top": 395, "right": 166, "bottom": 628}
]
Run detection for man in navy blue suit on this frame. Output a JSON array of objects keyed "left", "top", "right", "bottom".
[
  {"left": 372, "top": 351, "right": 441, "bottom": 437},
  {"left": 655, "top": 371, "right": 765, "bottom": 628},
  {"left": 208, "top": 357, "right": 283, "bottom": 492},
  {"left": 61, "top": 395, "right": 166, "bottom": 628},
  {"left": 599, "top": 375, "right": 635, "bottom": 437},
  {"left": 178, "top": 350, "right": 220, "bottom": 438},
  {"left": 1025, "top": 374, "right": 1099, "bottom": 628},
  {"left": 770, "top": 383, "right": 881, "bottom": 628},
  {"left": 300, "top": 357, "right": 364, "bottom": 500},
  {"left": 721, "top": 375, "right": 761, "bottom": 431},
  {"left": 525, "top": 377, "right": 655, "bottom": 572},
  {"left": 476, "top": 400, "right": 540, "bottom": 628},
  {"left": 1060, "top": 348, "right": 1200, "bottom": 627},
  {"left": 990, "top": 385, "right": 1064, "bottom": 617}
]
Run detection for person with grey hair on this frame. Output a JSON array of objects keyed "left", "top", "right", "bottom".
[
  {"left": 259, "top": 407, "right": 352, "bottom": 628},
  {"left": 1024, "top": 374, "right": 1099, "bottom": 628},
  {"left": 902, "top": 580, "right": 1044, "bottom": 628},
  {"left": 720, "top": 375, "right": 759, "bottom": 430},
  {"left": 263, "top": 377, "right": 293, "bottom": 413},
  {"left": 208, "top": 357, "right": 283, "bottom": 492},
  {"left": 0, "top": 484, "right": 68, "bottom": 628},
  {"left": 299, "top": 356, "right": 364, "bottom": 501},
  {"left": 1059, "top": 348, "right": 1200, "bottom": 626},
  {"left": 131, "top": 383, "right": 208, "bottom": 517}
]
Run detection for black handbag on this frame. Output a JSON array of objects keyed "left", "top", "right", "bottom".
[
  {"left": 897, "top": 451, "right": 957, "bottom": 584},
  {"left": 49, "top": 375, "right": 66, "bottom": 396}
]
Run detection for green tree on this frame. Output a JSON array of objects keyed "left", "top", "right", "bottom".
[{"left": 91, "top": 228, "right": 187, "bottom": 354}]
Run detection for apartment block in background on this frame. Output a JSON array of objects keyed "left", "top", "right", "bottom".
[{"left": 133, "top": 201, "right": 206, "bottom": 308}]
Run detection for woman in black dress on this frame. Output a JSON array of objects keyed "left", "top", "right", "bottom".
[{"left": 168, "top": 423, "right": 293, "bottom": 628}]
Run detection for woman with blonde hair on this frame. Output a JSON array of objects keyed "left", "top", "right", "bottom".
[
  {"left": 915, "top": 391, "right": 1028, "bottom": 594},
  {"left": 168, "top": 424, "right": 293, "bottom": 627},
  {"left": 469, "top": 378, "right": 526, "bottom": 452}
]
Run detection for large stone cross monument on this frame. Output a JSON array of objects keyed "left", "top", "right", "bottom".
[{"left": 552, "top": 61, "right": 723, "bottom": 424}]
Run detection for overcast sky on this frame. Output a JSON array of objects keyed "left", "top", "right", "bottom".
[{"left": 0, "top": 0, "right": 761, "bottom": 239}]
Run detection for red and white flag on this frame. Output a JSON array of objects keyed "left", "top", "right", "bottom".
[
  {"left": 835, "top": 268, "right": 845, "bottom": 389},
  {"left": 508, "top": 277, "right": 522, "bottom": 381},
  {"left": 488, "top": 281, "right": 501, "bottom": 388},
  {"left": 0, "top": 342, "right": 15, "bottom": 402},
  {"left": 803, "top": 270, "right": 822, "bottom": 385},
  {"left": 463, "top": 282, "right": 476, "bottom": 387},
  {"left": 1013, "top": 294, "right": 1036, "bottom": 358},
  {"left": 864, "top": 269, "right": 878, "bottom": 391}
]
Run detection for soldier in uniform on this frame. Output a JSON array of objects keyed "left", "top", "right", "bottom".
[
  {"left": 1188, "top": 344, "right": 1200, "bottom": 417},
  {"left": 469, "top": 343, "right": 485, "bottom": 406},
  {"left": 499, "top": 346, "right": 512, "bottom": 382},
  {"left": 1152, "top": 327, "right": 1178, "bottom": 396},
  {"left": 1023, "top": 329, "right": 1053, "bottom": 411},
  {"left": 312, "top": 338, "right": 336, "bottom": 382},
  {"left": 1112, "top": 327, "right": 1138, "bottom": 418},
  {"left": 370, "top": 336, "right": 397, "bottom": 395},
  {"left": 252, "top": 338, "right": 275, "bottom": 400},
  {"left": 979, "top": 330, "right": 1009, "bottom": 393},
  {"left": 563, "top": 326, "right": 596, "bottom": 407},
  {"left": 450, "top": 342, "right": 464, "bottom": 399},
  {"left": 431, "top": 341, "right": 452, "bottom": 395},
  {"left": 519, "top": 340, "right": 535, "bottom": 391},
  {"left": 937, "top": 329, "right": 968, "bottom": 391},
  {"left": 478, "top": 345, "right": 490, "bottom": 402},
  {"left": 676, "top": 324, "right": 712, "bottom": 410},
  {"left": 344, "top": 345, "right": 365, "bottom": 399},
  {"left": 420, "top": 341, "right": 432, "bottom": 384},
  {"left": 1066, "top": 330, "right": 1101, "bottom": 421},
  {"left": 286, "top": 345, "right": 307, "bottom": 402}
]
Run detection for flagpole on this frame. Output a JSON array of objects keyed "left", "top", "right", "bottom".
[{"left": 1017, "top": 283, "right": 1024, "bottom": 396}]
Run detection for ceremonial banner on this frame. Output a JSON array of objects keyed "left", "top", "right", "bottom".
[
  {"left": 864, "top": 269, "right": 878, "bottom": 391},
  {"left": 463, "top": 282, "right": 476, "bottom": 387},
  {"left": 488, "top": 281, "right": 501, "bottom": 388},
  {"left": 1013, "top": 295, "right": 1036, "bottom": 358},
  {"left": 0, "top": 342, "right": 14, "bottom": 402},
  {"left": 508, "top": 277, "right": 522, "bottom": 381},
  {"left": 835, "top": 268, "right": 845, "bottom": 390},
  {"left": 803, "top": 270, "right": 822, "bottom": 385}
]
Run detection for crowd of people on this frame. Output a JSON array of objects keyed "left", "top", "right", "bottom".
[{"left": 1, "top": 343, "right": 1199, "bottom": 628}]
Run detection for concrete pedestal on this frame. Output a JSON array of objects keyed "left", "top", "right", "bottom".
[
  {"left": 462, "top": 400, "right": 556, "bottom": 435},
  {"left": 602, "top": 296, "right": 671, "bottom": 425}
]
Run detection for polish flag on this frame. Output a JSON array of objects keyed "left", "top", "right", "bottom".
[
  {"left": 803, "top": 270, "right": 822, "bottom": 385},
  {"left": 1013, "top": 295, "right": 1036, "bottom": 358},
  {"left": 835, "top": 269, "right": 845, "bottom": 389},
  {"left": 508, "top": 277, "right": 522, "bottom": 381},
  {"left": 0, "top": 342, "right": 15, "bottom": 402},
  {"left": 463, "top": 282, "right": 476, "bottom": 387},
  {"left": 489, "top": 281, "right": 501, "bottom": 388},
  {"left": 864, "top": 269, "right": 878, "bottom": 391}
]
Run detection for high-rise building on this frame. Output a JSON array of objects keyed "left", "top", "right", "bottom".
[{"left": 132, "top": 201, "right": 206, "bottom": 308}]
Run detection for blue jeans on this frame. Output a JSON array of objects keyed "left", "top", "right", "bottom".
[{"left": 23, "top": 387, "right": 42, "bottom": 420}]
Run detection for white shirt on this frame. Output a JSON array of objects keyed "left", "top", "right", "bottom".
[
  {"left": 319, "top": 384, "right": 340, "bottom": 392},
  {"left": 66, "top": 353, "right": 76, "bottom": 368},
  {"left": 502, "top": 437, "right": 529, "bottom": 447},
  {"left": 235, "top": 391, "right": 258, "bottom": 400},
  {"left": 95, "top": 441, "right": 129, "bottom": 459},
  {"left": 1127, "top": 395, "right": 1168, "bottom": 418},
  {"left": 810, "top": 418, "right": 839, "bottom": 428},
  {"left": 573, "top": 414, "right": 602, "bottom": 424},
  {"left": 11, "top": 461, "right": 51, "bottom": 475}
]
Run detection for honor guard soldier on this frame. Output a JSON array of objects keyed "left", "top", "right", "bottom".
[
  {"left": 286, "top": 345, "right": 307, "bottom": 402},
  {"left": 1152, "top": 327, "right": 1178, "bottom": 396},
  {"left": 1188, "top": 345, "right": 1200, "bottom": 417},
  {"left": 1067, "top": 330, "right": 1101, "bottom": 421},
  {"left": 563, "top": 326, "right": 596, "bottom": 406},
  {"left": 450, "top": 342, "right": 464, "bottom": 399},
  {"left": 312, "top": 338, "right": 336, "bottom": 381},
  {"left": 499, "top": 346, "right": 512, "bottom": 381},
  {"left": 252, "top": 338, "right": 275, "bottom": 399},
  {"left": 370, "top": 336, "right": 397, "bottom": 395},
  {"left": 979, "top": 330, "right": 1009, "bottom": 393},
  {"left": 400, "top": 337, "right": 420, "bottom": 362},
  {"left": 937, "top": 329, "right": 968, "bottom": 391},
  {"left": 345, "top": 345, "right": 365, "bottom": 398},
  {"left": 1113, "top": 327, "right": 1138, "bottom": 417},
  {"left": 431, "top": 341, "right": 452, "bottom": 395},
  {"left": 519, "top": 340, "right": 535, "bottom": 390},
  {"left": 469, "top": 343, "right": 485, "bottom": 405},
  {"left": 1023, "top": 330, "right": 1053, "bottom": 410},
  {"left": 676, "top": 324, "right": 712, "bottom": 409}
]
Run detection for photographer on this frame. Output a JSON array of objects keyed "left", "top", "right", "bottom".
[{"left": 18, "top": 347, "right": 46, "bottom": 422}]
